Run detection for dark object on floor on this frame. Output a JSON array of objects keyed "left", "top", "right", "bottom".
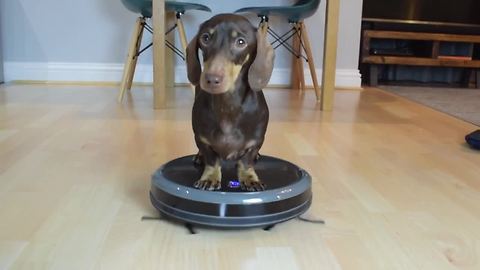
[
  {"left": 150, "top": 155, "right": 312, "bottom": 228},
  {"left": 466, "top": 130, "right": 480, "bottom": 150}
]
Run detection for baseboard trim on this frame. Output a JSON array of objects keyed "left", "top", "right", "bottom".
[{"left": 4, "top": 62, "right": 362, "bottom": 88}]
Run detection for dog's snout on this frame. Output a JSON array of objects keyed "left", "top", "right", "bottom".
[{"left": 205, "top": 72, "right": 224, "bottom": 86}]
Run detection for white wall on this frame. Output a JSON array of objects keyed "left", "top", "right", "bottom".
[{"left": 0, "top": 0, "right": 363, "bottom": 87}]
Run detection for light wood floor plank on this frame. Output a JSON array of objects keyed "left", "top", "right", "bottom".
[{"left": 1, "top": 84, "right": 479, "bottom": 269}]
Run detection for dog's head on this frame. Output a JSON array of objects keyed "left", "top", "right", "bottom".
[{"left": 186, "top": 14, "right": 274, "bottom": 94}]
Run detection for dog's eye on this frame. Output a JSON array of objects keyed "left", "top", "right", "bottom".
[
  {"left": 200, "top": 33, "right": 211, "bottom": 46},
  {"left": 235, "top": 37, "right": 247, "bottom": 48}
]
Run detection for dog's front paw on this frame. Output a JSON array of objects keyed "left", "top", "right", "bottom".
[
  {"left": 240, "top": 177, "right": 266, "bottom": 192},
  {"left": 193, "top": 179, "right": 221, "bottom": 191},
  {"left": 238, "top": 164, "right": 266, "bottom": 192},
  {"left": 193, "top": 164, "right": 221, "bottom": 191}
]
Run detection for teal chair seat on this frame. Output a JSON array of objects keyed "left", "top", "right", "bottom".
[
  {"left": 122, "top": 0, "right": 211, "bottom": 18},
  {"left": 235, "top": 0, "right": 320, "bottom": 23}
]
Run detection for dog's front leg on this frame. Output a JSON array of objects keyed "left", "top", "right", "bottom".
[
  {"left": 194, "top": 162, "right": 221, "bottom": 191},
  {"left": 238, "top": 149, "right": 266, "bottom": 192},
  {"left": 193, "top": 143, "right": 222, "bottom": 191}
]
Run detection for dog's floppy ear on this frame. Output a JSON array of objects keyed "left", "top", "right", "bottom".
[
  {"left": 248, "top": 24, "right": 275, "bottom": 91},
  {"left": 186, "top": 35, "right": 201, "bottom": 86}
]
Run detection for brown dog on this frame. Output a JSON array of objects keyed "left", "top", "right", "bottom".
[{"left": 186, "top": 14, "right": 274, "bottom": 191}]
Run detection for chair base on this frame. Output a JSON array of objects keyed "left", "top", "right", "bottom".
[
  {"left": 263, "top": 20, "right": 321, "bottom": 101},
  {"left": 118, "top": 13, "right": 192, "bottom": 103}
]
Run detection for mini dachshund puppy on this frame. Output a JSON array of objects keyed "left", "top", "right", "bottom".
[{"left": 186, "top": 14, "right": 274, "bottom": 191}]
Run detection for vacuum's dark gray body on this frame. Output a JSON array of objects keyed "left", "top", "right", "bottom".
[{"left": 150, "top": 155, "right": 312, "bottom": 228}]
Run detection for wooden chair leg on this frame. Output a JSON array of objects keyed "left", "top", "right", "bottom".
[
  {"left": 126, "top": 20, "right": 145, "bottom": 91},
  {"left": 165, "top": 13, "right": 175, "bottom": 92},
  {"left": 297, "top": 48, "right": 306, "bottom": 91},
  {"left": 297, "top": 24, "right": 306, "bottom": 92},
  {"left": 176, "top": 16, "right": 188, "bottom": 55},
  {"left": 176, "top": 15, "right": 195, "bottom": 93},
  {"left": 291, "top": 26, "right": 300, "bottom": 90},
  {"left": 291, "top": 24, "right": 305, "bottom": 92},
  {"left": 299, "top": 22, "right": 321, "bottom": 102},
  {"left": 118, "top": 17, "right": 145, "bottom": 103}
]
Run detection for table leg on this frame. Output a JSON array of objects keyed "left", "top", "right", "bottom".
[
  {"left": 321, "top": 0, "right": 340, "bottom": 111},
  {"left": 152, "top": 0, "right": 166, "bottom": 109},
  {"left": 165, "top": 12, "right": 175, "bottom": 92}
]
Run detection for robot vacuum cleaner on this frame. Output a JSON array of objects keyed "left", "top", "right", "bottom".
[{"left": 150, "top": 155, "right": 312, "bottom": 228}]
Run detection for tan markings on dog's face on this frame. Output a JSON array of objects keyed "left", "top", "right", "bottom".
[
  {"left": 225, "top": 63, "right": 243, "bottom": 92},
  {"left": 231, "top": 30, "right": 238, "bottom": 38},
  {"left": 199, "top": 136, "right": 210, "bottom": 145},
  {"left": 199, "top": 56, "right": 221, "bottom": 93},
  {"left": 209, "top": 28, "right": 215, "bottom": 35},
  {"left": 245, "top": 139, "right": 257, "bottom": 149},
  {"left": 243, "top": 54, "right": 250, "bottom": 65},
  {"left": 200, "top": 54, "right": 250, "bottom": 94},
  {"left": 200, "top": 55, "right": 246, "bottom": 94}
]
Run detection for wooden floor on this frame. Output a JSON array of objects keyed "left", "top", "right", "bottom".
[{"left": 1, "top": 84, "right": 479, "bottom": 270}]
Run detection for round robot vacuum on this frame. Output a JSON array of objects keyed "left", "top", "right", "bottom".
[{"left": 150, "top": 155, "right": 312, "bottom": 228}]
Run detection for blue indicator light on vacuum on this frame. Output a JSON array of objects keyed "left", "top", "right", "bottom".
[{"left": 228, "top": 180, "right": 241, "bottom": 188}]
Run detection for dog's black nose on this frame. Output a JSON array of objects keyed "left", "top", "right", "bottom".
[{"left": 205, "top": 73, "right": 224, "bottom": 86}]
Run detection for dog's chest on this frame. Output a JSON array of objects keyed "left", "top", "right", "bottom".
[
  {"left": 211, "top": 120, "right": 247, "bottom": 158},
  {"left": 193, "top": 91, "right": 266, "bottom": 160},
  {"left": 197, "top": 118, "right": 254, "bottom": 160}
]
